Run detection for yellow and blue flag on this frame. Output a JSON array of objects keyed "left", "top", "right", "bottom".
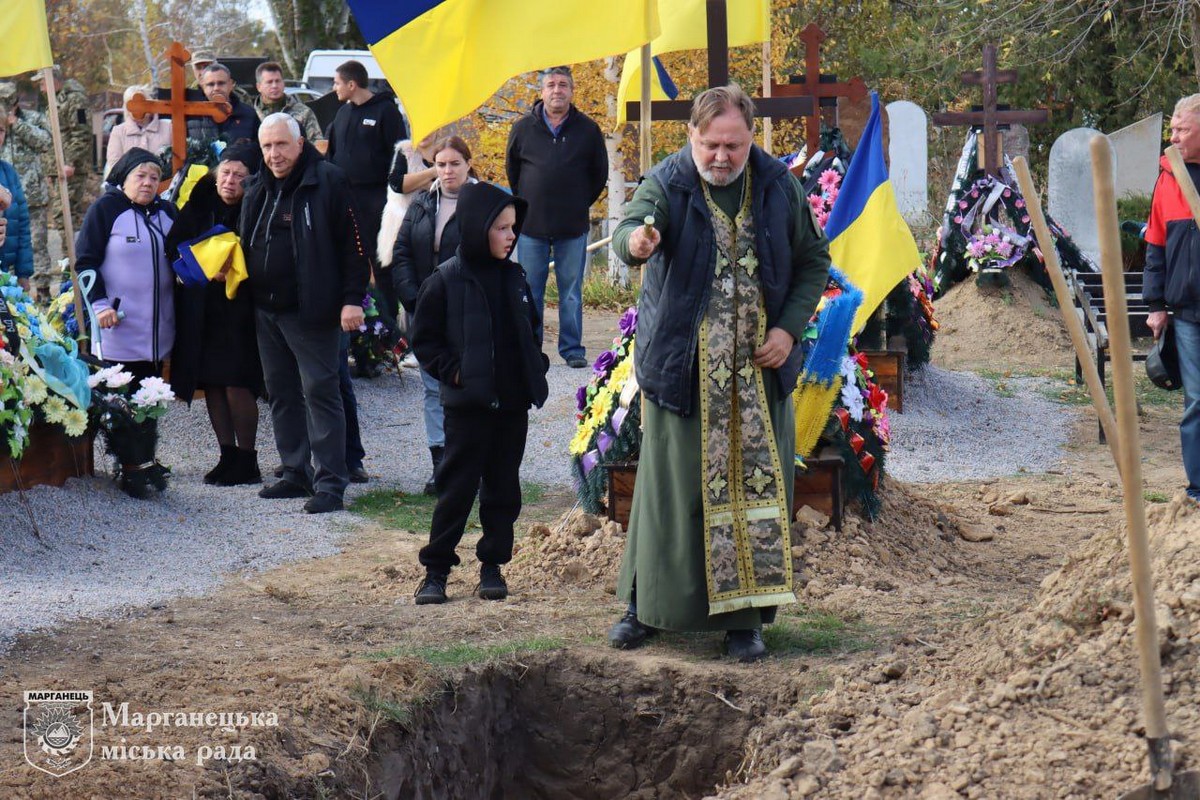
[
  {"left": 347, "top": 0, "right": 660, "bottom": 139},
  {"left": 824, "top": 92, "right": 923, "bottom": 333},
  {"left": 616, "top": 0, "right": 769, "bottom": 124},
  {"left": 0, "top": 0, "right": 53, "bottom": 77},
  {"left": 173, "top": 225, "right": 249, "bottom": 300}
]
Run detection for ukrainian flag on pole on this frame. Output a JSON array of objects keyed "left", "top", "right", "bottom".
[
  {"left": 346, "top": 0, "right": 660, "bottom": 139},
  {"left": 615, "top": 0, "right": 769, "bottom": 124},
  {"left": 823, "top": 92, "right": 923, "bottom": 333},
  {"left": 0, "top": 0, "right": 53, "bottom": 77}
]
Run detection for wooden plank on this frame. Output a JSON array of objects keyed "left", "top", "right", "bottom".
[
  {"left": 0, "top": 422, "right": 94, "bottom": 494},
  {"left": 605, "top": 451, "right": 845, "bottom": 533},
  {"left": 861, "top": 349, "right": 905, "bottom": 412}
]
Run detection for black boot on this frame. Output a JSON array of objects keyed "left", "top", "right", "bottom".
[
  {"left": 424, "top": 445, "right": 444, "bottom": 496},
  {"left": 724, "top": 629, "right": 767, "bottom": 663},
  {"left": 217, "top": 448, "right": 262, "bottom": 486},
  {"left": 205, "top": 445, "right": 237, "bottom": 485},
  {"left": 608, "top": 603, "right": 656, "bottom": 650}
]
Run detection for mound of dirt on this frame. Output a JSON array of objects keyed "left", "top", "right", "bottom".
[
  {"left": 720, "top": 494, "right": 1200, "bottom": 800},
  {"left": 509, "top": 508, "right": 627, "bottom": 591},
  {"left": 932, "top": 269, "right": 1073, "bottom": 371},
  {"left": 800, "top": 480, "right": 974, "bottom": 608}
]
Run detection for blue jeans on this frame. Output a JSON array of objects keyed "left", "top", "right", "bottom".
[
  {"left": 519, "top": 233, "right": 588, "bottom": 361},
  {"left": 1174, "top": 318, "right": 1200, "bottom": 497},
  {"left": 339, "top": 335, "right": 365, "bottom": 470},
  {"left": 419, "top": 367, "right": 445, "bottom": 449}
]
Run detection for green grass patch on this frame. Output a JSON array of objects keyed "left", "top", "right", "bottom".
[
  {"left": 1041, "top": 371, "right": 1181, "bottom": 408},
  {"left": 366, "top": 636, "right": 564, "bottom": 667},
  {"left": 349, "top": 685, "right": 421, "bottom": 728},
  {"left": 544, "top": 266, "right": 639, "bottom": 311},
  {"left": 349, "top": 483, "right": 547, "bottom": 532},
  {"left": 767, "top": 605, "right": 875, "bottom": 656},
  {"left": 975, "top": 368, "right": 1017, "bottom": 398},
  {"left": 1144, "top": 489, "right": 1170, "bottom": 503}
]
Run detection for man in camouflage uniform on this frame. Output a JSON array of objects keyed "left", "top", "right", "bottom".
[
  {"left": 0, "top": 82, "right": 52, "bottom": 299},
  {"left": 251, "top": 62, "right": 324, "bottom": 144},
  {"left": 36, "top": 69, "right": 94, "bottom": 237}
]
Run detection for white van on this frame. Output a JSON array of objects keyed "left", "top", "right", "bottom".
[{"left": 301, "top": 50, "right": 389, "bottom": 94}]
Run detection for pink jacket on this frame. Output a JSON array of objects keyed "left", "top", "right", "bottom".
[{"left": 104, "top": 116, "right": 173, "bottom": 178}]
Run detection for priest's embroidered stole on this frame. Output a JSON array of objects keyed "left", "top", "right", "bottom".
[{"left": 698, "top": 173, "right": 795, "bottom": 616}]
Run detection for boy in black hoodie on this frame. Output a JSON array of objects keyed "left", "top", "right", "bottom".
[{"left": 410, "top": 182, "right": 550, "bottom": 603}]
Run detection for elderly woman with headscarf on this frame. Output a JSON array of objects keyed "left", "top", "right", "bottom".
[
  {"left": 104, "top": 85, "right": 173, "bottom": 179},
  {"left": 165, "top": 142, "right": 264, "bottom": 486},
  {"left": 76, "top": 147, "right": 177, "bottom": 497}
]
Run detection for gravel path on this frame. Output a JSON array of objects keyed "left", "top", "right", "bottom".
[
  {"left": 885, "top": 365, "right": 1079, "bottom": 482},
  {"left": 0, "top": 357, "right": 1076, "bottom": 648},
  {"left": 0, "top": 362, "right": 585, "bottom": 650}
]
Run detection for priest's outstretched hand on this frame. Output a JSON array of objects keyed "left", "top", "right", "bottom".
[{"left": 628, "top": 224, "right": 661, "bottom": 260}]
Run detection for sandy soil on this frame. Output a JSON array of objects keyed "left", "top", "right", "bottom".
[{"left": 2, "top": 306, "right": 1196, "bottom": 800}]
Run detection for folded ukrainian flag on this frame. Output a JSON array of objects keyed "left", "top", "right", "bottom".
[
  {"left": 173, "top": 225, "right": 248, "bottom": 300},
  {"left": 346, "top": 0, "right": 660, "bottom": 138}
]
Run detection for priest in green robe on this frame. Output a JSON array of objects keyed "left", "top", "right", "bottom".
[{"left": 609, "top": 84, "right": 831, "bottom": 662}]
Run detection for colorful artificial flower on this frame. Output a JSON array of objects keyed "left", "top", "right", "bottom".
[{"left": 63, "top": 408, "right": 88, "bottom": 437}]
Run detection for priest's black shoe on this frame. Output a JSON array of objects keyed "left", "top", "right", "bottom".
[
  {"left": 608, "top": 608, "right": 655, "bottom": 650},
  {"left": 724, "top": 629, "right": 767, "bottom": 663},
  {"left": 258, "top": 479, "right": 312, "bottom": 499},
  {"left": 477, "top": 564, "right": 508, "bottom": 600},
  {"left": 415, "top": 572, "right": 448, "bottom": 605}
]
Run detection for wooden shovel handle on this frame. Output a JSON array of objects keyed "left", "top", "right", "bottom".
[
  {"left": 1091, "top": 135, "right": 1169, "bottom": 743},
  {"left": 1011, "top": 157, "right": 1120, "bottom": 467}
]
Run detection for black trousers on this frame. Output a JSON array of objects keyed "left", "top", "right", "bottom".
[{"left": 419, "top": 408, "right": 528, "bottom": 574}]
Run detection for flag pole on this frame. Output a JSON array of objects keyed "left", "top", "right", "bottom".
[
  {"left": 40, "top": 67, "right": 87, "bottom": 352},
  {"left": 761, "top": 0, "right": 772, "bottom": 154},
  {"left": 639, "top": 43, "right": 652, "bottom": 174}
]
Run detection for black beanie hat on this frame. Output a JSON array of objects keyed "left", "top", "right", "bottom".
[
  {"left": 219, "top": 140, "right": 262, "bottom": 174},
  {"left": 107, "top": 147, "right": 162, "bottom": 188}
]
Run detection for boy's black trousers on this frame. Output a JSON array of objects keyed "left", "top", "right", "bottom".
[{"left": 419, "top": 408, "right": 529, "bottom": 574}]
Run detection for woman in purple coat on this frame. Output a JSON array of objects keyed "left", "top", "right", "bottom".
[{"left": 77, "top": 148, "right": 177, "bottom": 497}]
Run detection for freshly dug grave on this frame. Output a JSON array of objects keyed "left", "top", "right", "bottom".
[
  {"left": 371, "top": 650, "right": 783, "bottom": 800},
  {"left": 932, "top": 269, "right": 1073, "bottom": 371},
  {"left": 718, "top": 493, "right": 1200, "bottom": 800}
]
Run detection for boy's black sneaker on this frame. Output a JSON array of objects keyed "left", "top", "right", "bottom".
[
  {"left": 415, "top": 572, "right": 448, "bottom": 605},
  {"left": 258, "top": 479, "right": 312, "bottom": 499},
  {"left": 303, "top": 492, "right": 344, "bottom": 514},
  {"left": 477, "top": 564, "right": 508, "bottom": 600}
]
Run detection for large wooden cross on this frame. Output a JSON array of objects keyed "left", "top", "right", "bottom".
[
  {"left": 931, "top": 44, "right": 1048, "bottom": 176},
  {"left": 770, "top": 24, "right": 867, "bottom": 159},
  {"left": 622, "top": 0, "right": 813, "bottom": 123},
  {"left": 125, "top": 42, "right": 231, "bottom": 175}
]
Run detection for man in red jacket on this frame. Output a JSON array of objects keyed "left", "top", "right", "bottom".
[{"left": 1145, "top": 93, "right": 1200, "bottom": 502}]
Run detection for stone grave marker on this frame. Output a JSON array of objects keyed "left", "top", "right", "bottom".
[
  {"left": 1002, "top": 123, "right": 1030, "bottom": 163},
  {"left": 1108, "top": 113, "right": 1163, "bottom": 199},
  {"left": 885, "top": 100, "right": 929, "bottom": 225},
  {"left": 1048, "top": 127, "right": 1108, "bottom": 265}
]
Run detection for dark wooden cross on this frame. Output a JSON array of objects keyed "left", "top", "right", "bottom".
[
  {"left": 770, "top": 24, "right": 868, "bottom": 160},
  {"left": 931, "top": 43, "right": 1049, "bottom": 176},
  {"left": 125, "top": 42, "right": 231, "bottom": 176},
  {"left": 623, "top": 0, "right": 813, "bottom": 123}
]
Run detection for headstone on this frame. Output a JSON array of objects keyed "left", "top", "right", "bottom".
[
  {"left": 1108, "top": 113, "right": 1163, "bottom": 199},
  {"left": 1048, "top": 127, "right": 1109, "bottom": 265},
  {"left": 1002, "top": 123, "right": 1030, "bottom": 163},
  {"left": 885, "top": 100, "right": 929, "bottom": 225},
  {"left": 837, "top": 92, "right": 875, "bottom": 150}
]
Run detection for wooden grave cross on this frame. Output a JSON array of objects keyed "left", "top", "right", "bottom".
[
  {"left": 125, "top": 42, "right": 231, "bottom": 176},
  {"left": 931, "top": 43, "right": 1048, "bottom": 176},
  {"left": 622, "top": 0, "right": 813, "bottom": 124},
  {"left": 770, "top": 23, "right": 868, "bottom": 160}
]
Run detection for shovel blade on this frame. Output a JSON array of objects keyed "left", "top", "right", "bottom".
[{"left": 1119, "top": 771, "right": 1200, "bottom": 799}]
